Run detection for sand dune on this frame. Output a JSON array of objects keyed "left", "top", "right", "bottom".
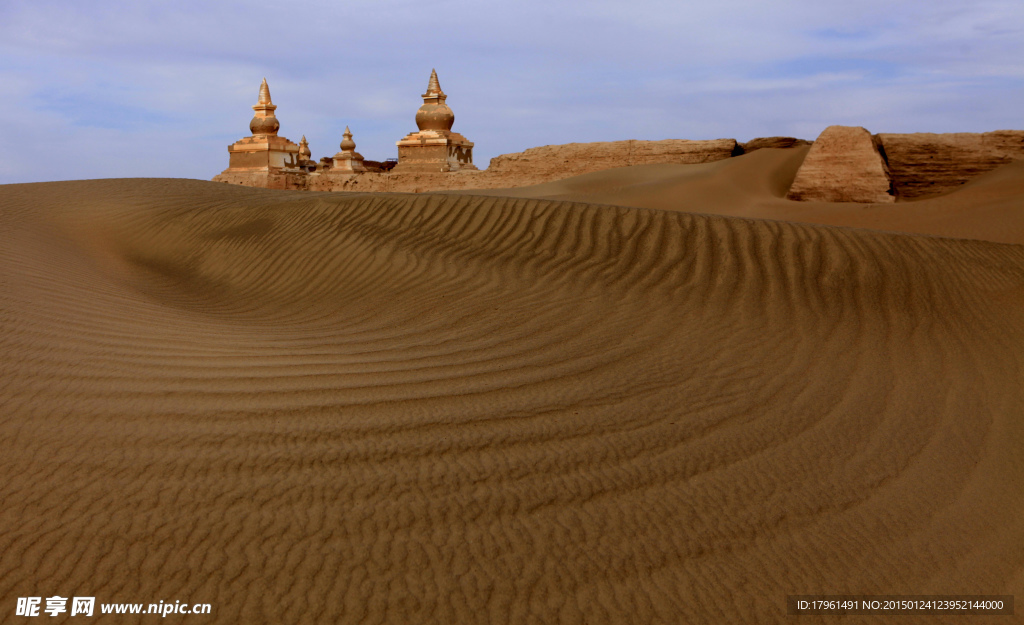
[
  {"left": 1, "top": 175, "right": 1023, "bottom": 623},
  {"left": 475, "top": 147, "right": 1024, "bottom": 244}
]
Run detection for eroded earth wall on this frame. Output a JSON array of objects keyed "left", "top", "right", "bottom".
[{"left": 878, "top": 131, "right": 1024, "bottom": 199}]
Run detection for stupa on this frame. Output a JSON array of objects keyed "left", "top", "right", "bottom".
[
  {"left": 331, "top": 126, "right": 368, "bottom": 173},
  {"left": 392, "top": 69, "right": 477, "bottom": 173},
  {"left": 298, "top": 135, "right": 312, "bottom": 164},
  {"left": 213, "top": 78, "right": 305, "bottom": 189}
]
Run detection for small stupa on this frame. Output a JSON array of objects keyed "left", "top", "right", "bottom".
[
  {"left": 331, "top": 126, "right": 367, "bottom": 173},
  {"left": 298, "top": 135, "right": 312, "bottom": 163},
  {"left": 392, "top": 69, "right": 477, "bottom": 173},
  {"left": 213, "top": 78, "right": 304, "bottom": 188}
]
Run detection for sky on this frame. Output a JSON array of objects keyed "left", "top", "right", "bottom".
[{"left": 0, "top": 0, "right": 1022, "bottom": 184}]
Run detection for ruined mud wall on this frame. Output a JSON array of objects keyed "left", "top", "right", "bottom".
[
  {"left": 212, "top": 170, "right": 309, "bottom": 191},
  {"left": 294, "top": 139, "right": 744, "bottom": 193},
  {"left": 738, "top": 137, "right": 812, "bottom": 152},
  {"left": 877, "top": 131, "right": 1024, "bottom": 199},
  {"left": 306, "top": 171, "right": 484, "bottom": 193},
  {"left": 484, "top": 139, "right": 740, "bottom": 184},
  {"left": 787, "top": 126, "right": 895, "bottom": 203}
]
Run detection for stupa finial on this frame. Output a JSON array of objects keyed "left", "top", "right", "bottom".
[
  {"left": 425, "top": 69, "right": 444, "bottom": 98},
  {"left": 258, "top": 78, "right": 273, "bottom": 105}
]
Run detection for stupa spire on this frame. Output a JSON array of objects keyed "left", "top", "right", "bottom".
[
  {"left": 425, "top": 69, "right": 444, "bottom": 98},
  {"left": 258, "top": 77, "right": 273, "bottom": 105}
]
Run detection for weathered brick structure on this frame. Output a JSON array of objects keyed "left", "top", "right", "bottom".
[{"left": 212, "top": 79, "right": 308, "bottom": 190}]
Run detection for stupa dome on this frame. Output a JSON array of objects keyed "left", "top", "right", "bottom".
[
  {"left": 415, "top": 69, "right": 455, "bottom": 132},
  {"left": 250, "top": 116, "right": 280, "bottom": 135},
  {"left": 340, "top": 126, "right": 356, "bottom": 152}
]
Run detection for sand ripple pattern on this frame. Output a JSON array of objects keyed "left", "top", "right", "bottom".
[{"left": 1, "top": 179, "right": 1022, "bottom": 624}]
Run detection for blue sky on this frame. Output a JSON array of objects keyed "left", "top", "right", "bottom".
[{"left": 0, "top": 0, "right": 1021, "bottom": 184}]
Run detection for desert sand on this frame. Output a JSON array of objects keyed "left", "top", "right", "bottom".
[
  {"left": 1, "top": 149, "right": 1023, "bottom": 623},
  {"left": 477, "top": 147, "right": 1024, "bottom": 244}
]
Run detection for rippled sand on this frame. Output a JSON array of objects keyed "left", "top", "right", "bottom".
[
  {"left": 482, "top": 147, "right": 1024, "bottom": 244},
  {"left": 2, "top": 156, "right": 1023, "bottom": 623}
]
